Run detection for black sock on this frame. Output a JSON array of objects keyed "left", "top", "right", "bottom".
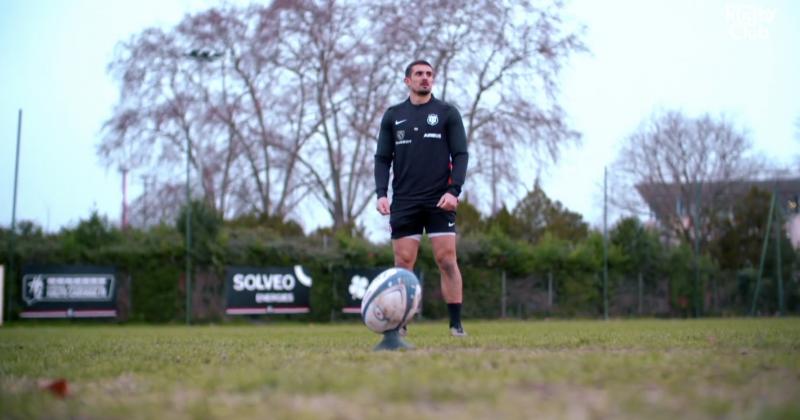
[{"left": 447, "top": 303, "right": 462, "bottom": 328}]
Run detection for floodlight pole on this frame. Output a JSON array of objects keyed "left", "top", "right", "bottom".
[
  {"left": 185, "top": 133, "right": 192, "bottom": 325},
  {"left": 121, "top": 167, "right": 128, "bottom": 230},
  {"left": 602, "top": 166, "right": 608, "bottom": 320},
  {"left": 183, "top": 49, "right": 225, "bottom": 325},
  {"left": 6, "top": 109, "right": 22, "bottom": 322},
  {"left": 692, "top": 181, "right": 702, "bottom": 318}
]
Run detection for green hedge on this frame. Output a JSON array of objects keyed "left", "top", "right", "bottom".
[{"left": 2, "top": 211, "right": 798, "bottom": 322}]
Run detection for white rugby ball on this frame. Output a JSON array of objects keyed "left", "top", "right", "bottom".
[{"left": 360, "top": 268, "right": 422, "bottom": 333}]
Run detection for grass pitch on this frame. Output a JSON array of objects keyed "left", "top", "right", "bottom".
[{"left": 1, "top": 318, "right": 799, "bottom": 419}]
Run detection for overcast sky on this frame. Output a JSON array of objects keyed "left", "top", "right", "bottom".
[{"left": 1, "top": 0, "right": 798, "bottom": 240}]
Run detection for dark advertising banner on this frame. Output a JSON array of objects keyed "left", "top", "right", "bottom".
[
  {"left": 20, "top": 265, "right": 117, "bottom": 318},
  {"left": 342, "top": 268, "right": 421, "bottom": 314},
  {"left": 342, "top": 268, "right": 387, "bottom": 314},
  {"left": 225, "top": 266, "right": 312, "bottom": 315}
]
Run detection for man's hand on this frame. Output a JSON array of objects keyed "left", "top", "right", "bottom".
[
  {"left": 376, "top": 197, "right": 391, "bottom": 215},
  {"left": 436, "top": 192, "right": 458, "bottom": 211}
]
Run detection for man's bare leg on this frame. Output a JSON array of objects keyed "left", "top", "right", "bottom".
[
  {"left": 431, "top": 234, "right": 466, "bottom": 336},
  {"left": 392, "top": 236, "right": 420, "bottom": 337},
  {"left": 392, "top": 236, "right": 420, "bottom": 270}
]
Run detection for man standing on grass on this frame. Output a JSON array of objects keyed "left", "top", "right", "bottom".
[{"left": 374, "top": 59, "right": 469, "bottom": 337}]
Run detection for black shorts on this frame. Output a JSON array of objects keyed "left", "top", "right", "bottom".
[{"left": 390, "top": 202, "right": 456, "bottom": 239}]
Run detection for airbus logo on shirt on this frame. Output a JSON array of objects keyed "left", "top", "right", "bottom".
[{"left": 423, "top": 133, "right": 441, "bottom": 139}]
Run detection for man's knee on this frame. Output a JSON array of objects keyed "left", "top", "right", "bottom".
[
  {"left": 393, "top": 237, "right": 420, "bottom": 269},
  {"left": 395, "top": 256, "right": 415, "bottom": 270},
  {"left": 395, "top": 249, "right": 417, "bottom": 269},
  {"left": 434, "top": 250, "right": 458, "bottom": 273}
]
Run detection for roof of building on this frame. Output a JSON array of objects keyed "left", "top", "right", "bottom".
[{"left": 636, "top": 178, "right": 800, "bottom": 222}]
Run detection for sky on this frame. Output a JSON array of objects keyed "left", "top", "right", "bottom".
[{"left": 1, "top": 0, "right": 798, "bottom": 239}]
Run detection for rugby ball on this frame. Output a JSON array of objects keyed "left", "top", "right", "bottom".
[{"left": 360, "top": 268, "right": 422, "bottom": 333}]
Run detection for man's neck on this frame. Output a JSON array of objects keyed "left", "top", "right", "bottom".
[{"left": 409, "top": 93, "right": 432, "bottom": 105}]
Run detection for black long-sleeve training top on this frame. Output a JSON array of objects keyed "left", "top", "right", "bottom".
[{"left": 374, "top": 96, "right": 469, "bottom": 203}]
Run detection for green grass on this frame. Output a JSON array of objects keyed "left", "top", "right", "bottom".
[{"left": 1, "top": 319, "right": 799, "bottom": 419}]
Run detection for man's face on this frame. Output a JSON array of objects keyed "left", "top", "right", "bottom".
[{"left": 404, "top": 64, "right": 434, "bottom": 95}]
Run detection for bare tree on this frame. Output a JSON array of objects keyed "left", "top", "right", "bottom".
[
  {"left": 612, "top": 110, "right": 764, "bottom": 246},
  {"left": 99, "top": 0, "right": 584, "bottom": 232},
  {"left": 269, "top": 0, "right": 393, "bottom": 232},
  {"left": 99, "top": 4, "right": 305, "bottom": 226}
]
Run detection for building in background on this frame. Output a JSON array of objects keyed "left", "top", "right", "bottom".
[{"left": 637, "top": 178, "right": 800, "bottom": 248}]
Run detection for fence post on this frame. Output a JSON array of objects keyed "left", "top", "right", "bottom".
[
  {"left": 774, "top": 205, "right": 784, "bottom": 316},
  {"left": 751, "top": 192, "right": 776, "bottom": 316},
  {"left": 329, "top": 263, "right": 336, "bottom": 322},
  {"left": 501, "top": 270, "right": 506, "bottom": 318},
  {"left": 0, "top": 265, "right": 4, "bottom": 326},
  {"left": 712, "top": 275, "right": 718, "bottom": 314},
  {"left": 638, "top": 272, "right": 643, "bottom": 316}
]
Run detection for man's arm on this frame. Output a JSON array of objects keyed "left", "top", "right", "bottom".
[
  {"left": 445, "top": 105, "right": 468, "bottom": 197},
  {"left": 374, "top": 110, "right": 394, "bottom": 214}
]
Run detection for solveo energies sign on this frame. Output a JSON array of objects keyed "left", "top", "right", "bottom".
[
  {"left": 225, "top": 266, "right": 312, "bottom": 315},
  {"left": 20, "top": 266, "right": 117, "bottom": 318}
]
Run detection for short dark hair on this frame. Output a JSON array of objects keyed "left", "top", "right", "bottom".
[{"left": 405, "top": 60, "right": 433, "bottom": 77}]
